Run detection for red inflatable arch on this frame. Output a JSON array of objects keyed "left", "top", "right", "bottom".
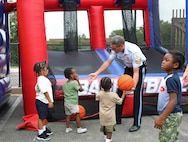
[{"left": 6, "top": 0, "right": 150, "bottom": 115}]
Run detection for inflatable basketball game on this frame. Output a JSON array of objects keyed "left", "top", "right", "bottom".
[{"left": 2, "top": 0, "right": 188, "bottom": 123}]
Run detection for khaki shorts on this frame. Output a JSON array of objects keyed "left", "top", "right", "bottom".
[
  {"left": 64, "top": 103, "right": 79, "bottom": 116},
  {"left": 100, "top": 125, "right": 116, "bottom": 133}
]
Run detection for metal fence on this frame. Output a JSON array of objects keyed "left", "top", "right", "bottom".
[{"left": 10, "top": 68, "right": 21, "bottom": 87}]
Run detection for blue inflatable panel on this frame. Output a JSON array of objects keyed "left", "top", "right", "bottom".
[
  {"left": 0, "top": 32, "right": 3, "bottom": 46},
  {"left": 0, "top": 3, "right": 4, "bottom": 26},
  {"left": 95, "top": 48, "right": 124, "bottom": 76}
]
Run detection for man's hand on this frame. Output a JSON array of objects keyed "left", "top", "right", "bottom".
[{"left": 88, "top": 72, "right": 97, "bottom": 83}]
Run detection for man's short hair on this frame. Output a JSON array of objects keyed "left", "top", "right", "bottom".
[{"left": 111, "top": 35, "right": 125, "bottom": 46}]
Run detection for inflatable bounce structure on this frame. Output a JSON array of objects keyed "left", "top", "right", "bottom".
[
  {"left": 1, "top": 0, "right": 188, "bottom": 123},
  {"left": 0, "top": 1, "right": 11, "bottom": 108}
]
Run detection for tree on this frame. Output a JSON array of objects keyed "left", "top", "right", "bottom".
[
  {"left": 78, "top": 34, "right": 89, "bottom": 49},
  {"left": 9, "top": 11, "right": 19, "bottom": 66},
  {"left": 47, "top": 39, "right": 64, "bottom": 50},
  {"left": 136, "top": 27, "right": 145, "bottom": 46},
  {"left": 108, "top": 20, "right": 172, "bottom": 48},
  {"left": 47, "top": 33, "right": 89, "bottom": 50},
  {"left": 160, "top": 20, "right": 171, "bottom": 49},
  {"left": 109, "top": 28, "right": 145, "bottom": 46},
  {"left": 109, "top": 30, "right": 124, "bottom": 38}
]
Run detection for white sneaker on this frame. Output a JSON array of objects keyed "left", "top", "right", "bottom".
[
  {"left": 105, "top": 139, "right": 112, "bottom": 142},
  {"left": 77, "top": 127, "right": 87, "bottom": 134},
  {"left": 65, "top": 127, "right": 73, "bottom": 133}
]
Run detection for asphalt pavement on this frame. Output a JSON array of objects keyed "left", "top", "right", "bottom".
[{"left": 0, "top": 95, "right": 188, "bottom": 142}]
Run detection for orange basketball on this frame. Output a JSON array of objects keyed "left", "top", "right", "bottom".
[
  {"left": 117, "top": 74, "right": 134, "bottom": 91},
  {"left": 71, "top": 105, "right": 86, "bottom": 120}
]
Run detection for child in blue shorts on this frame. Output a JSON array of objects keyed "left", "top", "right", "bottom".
[{"left": 34, "top": 61, "right": 54, "bottom": 141}]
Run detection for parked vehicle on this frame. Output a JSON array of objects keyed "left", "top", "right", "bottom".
[{"left": 0, "top": 2, "right": 11, "bottom": 108}]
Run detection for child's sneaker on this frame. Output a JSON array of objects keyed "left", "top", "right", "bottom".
[
  {"left": 36, "top": 132, "right": 51, "bottom": 141},
  {"left": 65, "top": 127, "right": 73, "bottom": 133},
  {"left": 77, "top": 127, "right": 87, "bottom": 134},
  {"left": 105, "top": 139, "right": 112, "bottom": 142},
  {"left": 45, "top": 127, "right": 53, "bottom": 136}
]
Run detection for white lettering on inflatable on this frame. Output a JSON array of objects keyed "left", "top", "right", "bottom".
[
  {"left": 145, "top": 78, "right": 161, "bottom": 93},
  {"left": 111, "top": 79, "right": 118, "bottom": 92},
  {"left": 66, "top": 76, "right": 188, "bottom": 96},
  {"left": 89, "top": 79, "right": 100, "bottom": 94},
  {"left": 79, "top": 80, "right": 89, "bottom": 96},
  {"left": 180, "top": 77, "right": 188, "bottom": 92},
  {"left": 79, "top": 79, "right": 100, "bottom": 96}
]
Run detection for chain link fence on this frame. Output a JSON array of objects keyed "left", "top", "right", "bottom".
[{"left": 10, "top": 68, "right": 21, "bottom": 88}]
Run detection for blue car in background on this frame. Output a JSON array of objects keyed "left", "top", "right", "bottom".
[
  {"left": 0, "top": 1, "right": 11, "bottom": 108},
  {"left": 0, "top": 77, "right": 11, "bottom": 108}
]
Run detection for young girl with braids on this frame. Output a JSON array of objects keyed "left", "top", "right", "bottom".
[
  {"left": 33, "top": 61, "right": 54, "bottom": 141},
  {"left": 96, "top": 77, "right": 126, "bottom": 142}
]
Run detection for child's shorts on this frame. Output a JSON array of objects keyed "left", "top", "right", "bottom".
[
  {"left": 100, "top": 125, "right": 116, "bottom": 133},
  {"left": 35, "top": 99, "right": 48, "bottom": 119},
  {"left": 64, "top": 103, "right": 79, "bottom": 116}
]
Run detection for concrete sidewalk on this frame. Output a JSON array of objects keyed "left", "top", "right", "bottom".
[{"left": 1, "top": 95, "right": 188, "bottom": 142}]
